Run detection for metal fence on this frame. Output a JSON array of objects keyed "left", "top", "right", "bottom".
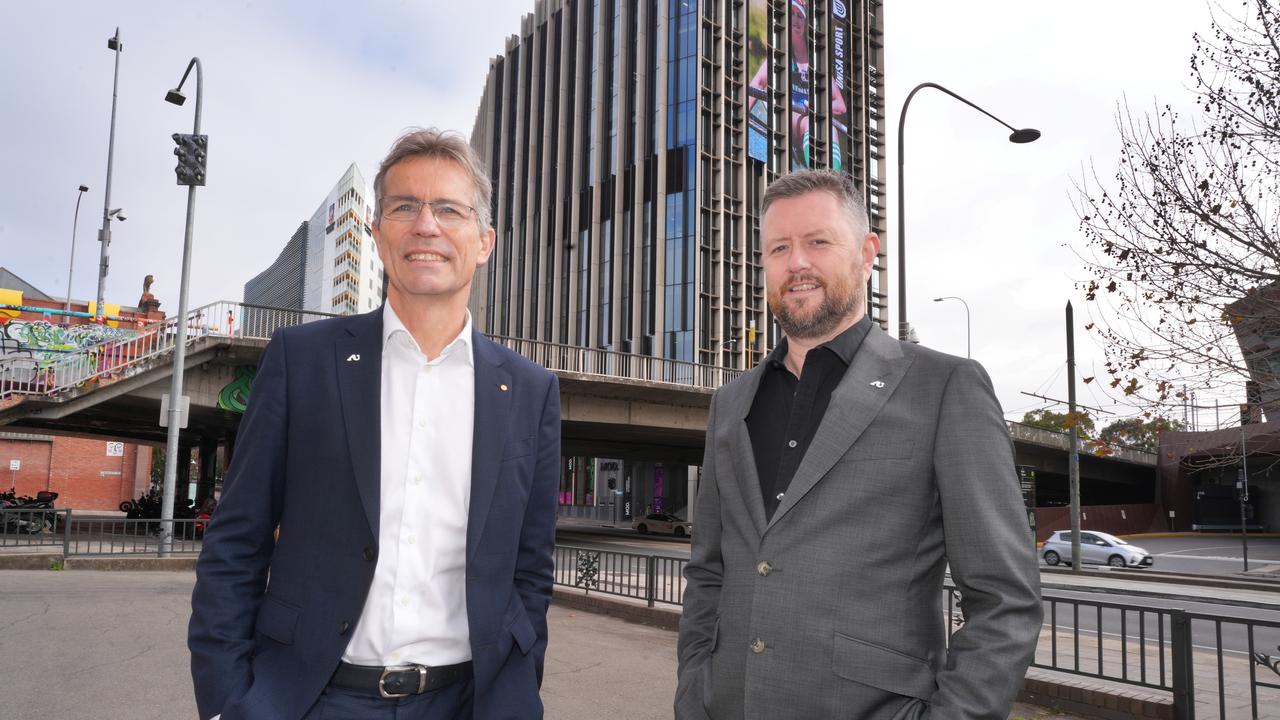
[
  {"left": 490, "top": 334, "right": 743, "bottom": 390},
  {"left": 944, "top": 586, "right": 1280, "bottom": 720},
  {"left": 0, "top": 301, "right": 339, "bottom": 401},
  {"left": 7, "top": 513, "right": 1278, "bottom": 717},
  {"left": 0, "top": 510, "right": 204, "bottom": 556},
  {"left": 553, "top": 544, "right": 687, "bottom": 607},
  {"left": 1, "top": 301, "right": 743, "bottom": 404}
]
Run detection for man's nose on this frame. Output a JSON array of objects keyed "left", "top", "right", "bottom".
[
  {"left": 786, "top": 245, "right": 812, "bottom": 272},
  {"left": 412, "top": 204, "right": 442, "bottom": 233}
]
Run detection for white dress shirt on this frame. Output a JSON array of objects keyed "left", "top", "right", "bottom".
[{"left": 342, "top": 303, "right": 476, "bottom": 666}]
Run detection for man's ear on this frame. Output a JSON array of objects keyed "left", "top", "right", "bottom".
[
  {"left": 861, "top": 232, "right": 881, "bottom": 274},
  {"left": 476, "top": 227, "right": 496, "bottom": 266}
]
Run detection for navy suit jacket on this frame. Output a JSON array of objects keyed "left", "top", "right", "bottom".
[{"left": 189, "top": 307, "right": 561, "bottom": 720}]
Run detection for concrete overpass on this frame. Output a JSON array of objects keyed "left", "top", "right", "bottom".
[{"left": 1, "top": 301, "right": 1154, "bottom": 511}]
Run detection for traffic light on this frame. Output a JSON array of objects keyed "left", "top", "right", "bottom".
[{"left": 172, "top": 133, "right": 208, "bottom": 186}]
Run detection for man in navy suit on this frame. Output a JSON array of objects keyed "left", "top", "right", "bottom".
[{"left": 189, "top": 128, "right": 561, "bottom": 720}]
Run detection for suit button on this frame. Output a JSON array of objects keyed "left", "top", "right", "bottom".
[
  {"left": 756, "top": 561, "right": 772, "bottom": 576},
  {"left": 362, "top": 547, "right": 375, "bottom": 562},
  {"left": 338, "top": 621, "right": 350, "bottom": 635},
  {"left": 750, "top": 638, "right": 766, "bottom": 654}
]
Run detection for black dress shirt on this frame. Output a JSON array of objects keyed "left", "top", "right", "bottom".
[{"left": 746, "top": 316, "right": 872, "bottom": 520}]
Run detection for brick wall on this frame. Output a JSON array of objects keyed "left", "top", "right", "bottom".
[{"left": 1, "top": 433, "right": 153, "bottom": 511}]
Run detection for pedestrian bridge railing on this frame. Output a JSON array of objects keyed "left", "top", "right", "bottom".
[
  {"left": 0, "top": 301, "right": 336, "bottom": 401},
  {"left": 1, "top": 301, "right": 743, "bottom": 401}
]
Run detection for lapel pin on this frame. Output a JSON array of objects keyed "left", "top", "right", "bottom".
[
  {"left": 499, "top": 383, "right": 509, "bottom": 392},
  {"left": 869, "top": 380, "right": 885, "bottom": 388},
  {"left": 346, "top": 354, "right": 361, "bottom": 362}
]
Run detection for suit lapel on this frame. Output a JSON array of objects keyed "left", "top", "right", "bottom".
[
  {"left": 335, "top": 308, "right": 384, "bottom": 538},
  {"left": 767, "top": 325, "right": 913, "bottom": 530},
  {"left": 723, "top": 364, "right": 770, "bottom": 539},
  {"left": 467, "top": 332, "right": 512, "bottom": 562}
]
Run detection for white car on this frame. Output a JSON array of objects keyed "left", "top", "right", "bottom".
[
  {"left": 632, "top": 512, "right": 692, "bottom": 538},
  {"left": 1042, "top": 530, "right": 1154, "bottom": 568}
]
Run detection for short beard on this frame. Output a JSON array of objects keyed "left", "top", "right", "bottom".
[{"left": 770, "top": 277, "right": 864, "bottom": 341}]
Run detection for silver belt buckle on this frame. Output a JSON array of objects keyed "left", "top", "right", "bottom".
[{"left": 378, "top": 664, "right": 428, "bottom": 698}]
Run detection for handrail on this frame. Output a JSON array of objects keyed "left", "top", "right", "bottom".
[{"left": 1, "top": 302, "right": 746, "bottom": 401}]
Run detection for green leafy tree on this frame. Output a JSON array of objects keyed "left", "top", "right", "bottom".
[
  {"left": 1098, "top": 416, "right": 1187, "bottom": 452},
  {"left": 1021, "top": 409, "right": 1096, "bottom": 437}
]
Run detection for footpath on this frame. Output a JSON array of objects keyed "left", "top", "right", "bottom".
[{"left": 0, "top": 568, "right": 1084, "bottom": 720}]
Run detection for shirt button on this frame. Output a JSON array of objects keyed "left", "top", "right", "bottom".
[
  {"left": 400, "top": 595, "right": 410, "bottom": 607},
  {"left": 750, "top": 638, "right": 766, "bottom": 653},
  {"left": 407, "top": 535, "right": 417, "bottom": 545},
  {"left": 338, "top": 621, "right": 350, "bottom": 635},
  {"left": 757, "top": 560, "right": 772, "bottom": 576},
  {"left": 787, "top": 440, "right": 797, "bottom": 448}
]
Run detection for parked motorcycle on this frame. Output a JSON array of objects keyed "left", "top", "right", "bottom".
[{"left": 1, "top": 490, "right": 58, "bottom": 534}]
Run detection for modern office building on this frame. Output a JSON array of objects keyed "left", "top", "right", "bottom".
[
  {"left": 469, "top": 0, "right": 885, "bottom": 521},
  {"left": 469, "top": 0, "right": 886, "bottom": 370},
  {"left": 244, "top": 164, "right": 384, "bottom": 316}
]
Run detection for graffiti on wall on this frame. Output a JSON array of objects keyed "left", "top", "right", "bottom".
[
  {"left": 216, "top": 365, "right": 257, "bottom": 413},
  {"left": 1, "top": 321, "right": 134, "bottom": 356},
  {"left": 0, "top": 319, "right": 140, "bottom": 388}
]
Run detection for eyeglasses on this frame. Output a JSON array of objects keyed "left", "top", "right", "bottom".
[{"left": 379, "top": 196, "right": 478, "bottom": 228}]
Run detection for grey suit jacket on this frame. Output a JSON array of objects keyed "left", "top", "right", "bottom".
[{"left": 676, "top": 325, "right": 1042, "bottom": 720}]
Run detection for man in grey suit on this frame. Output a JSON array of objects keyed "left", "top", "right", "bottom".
[{"left": 676, "top": 169, "right": 1042, "bottom": 720}]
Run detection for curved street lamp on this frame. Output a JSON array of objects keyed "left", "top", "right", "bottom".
[
  {"left": 933, "top": 296, "right": 971, "bottom": 358},
  {"left": 63, "top": 184, "right": 90, "bottom": 318},
  {"left": 897, "top": 82, "right": 1039, "bottom": 340},
  {"left": 158, "top": 57, "right": 205, "bottom": 556}
]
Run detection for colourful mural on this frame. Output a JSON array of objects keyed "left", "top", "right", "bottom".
[
  {"left": 1, "top": 320, "right": 134, "bottom": 355},
  {"left": 0, "top": 318, "right": 141, "bottom": 392},
  {"left": 216, "top": 365, "right": 257, "bottom": 413}
]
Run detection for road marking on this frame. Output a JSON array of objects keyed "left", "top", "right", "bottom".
[
  {"left": 1158, "top": 546, "right": 1243, "bottom": 556},
  {"left": 1155, "top": 553, "right": 1280, "bottom": 562}
]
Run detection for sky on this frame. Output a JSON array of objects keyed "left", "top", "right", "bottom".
[{"left": 0, "top": 1, "right": 1224, "bottom": 428}]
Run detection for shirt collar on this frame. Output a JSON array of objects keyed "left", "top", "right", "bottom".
[
  {"left": 381, "top": 302, "right": 474, "bottom": 365},
  {"left": 767, "top": 315, "right": 873, "bottom": 371}
]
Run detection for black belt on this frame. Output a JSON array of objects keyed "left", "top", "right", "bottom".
[{"left": 331, "top": 660, "right": 473, "bottom": 699}]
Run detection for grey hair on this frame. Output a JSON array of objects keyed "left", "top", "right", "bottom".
[
  {"left": 761, "top": 169, "right": 869, "bottom": 238},
  {"left": 373, "top": 128, "right": 493, "bottom": 230}
]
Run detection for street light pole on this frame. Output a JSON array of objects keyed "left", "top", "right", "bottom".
[
  {"left": 1066, "top": 300, "right": 1082, "bottom": 572},
  {"left": 159, "top": 57, "right": 206, "bottom": 556},
  {"left": 94, "top": 28, "right": 123, "bottom": 323},
  {"left": 1239, "top": 420, "right": 1250, "bottom": 572},
  {"left": 932, "top": 296, "right": 970, "bottom": 358},
  {"left": 64, "top": 184, "right": 90, "bottom": 319},
  {"left": 897, "top": 82, "right": 1040, "bottom": 340}
]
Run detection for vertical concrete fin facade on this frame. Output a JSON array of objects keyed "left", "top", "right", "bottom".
[{"left": 470, "top": 0, "right": 886, "bottom": 368}]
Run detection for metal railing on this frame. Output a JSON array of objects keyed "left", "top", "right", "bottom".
[
  {"left": 1007, "top": 421, "right": 1158, "bottom": 465},
  {"left": 2, "top": 301, "right": 744, "bottom": 403},
  {"left": 0, "top": 301, "right": 338, "bottom": 401},
  {"left": 944, "top": 585, "right": 1280, "bottom": 720},
  {"left": 490, "top": 334, "right": 743, "bottom": 390},
  {"left": 0, "top": 510, "right": 204, "bottom": 556},
  {"left": 0, "top": 508, "right": 67, "bottom": 549},
  {"left": 6, "top": 522, "right": 1278, "bottom": 717},
  {"left": 553, "top": 544, "right": 687, "bottom": 607},
  {"left": 64, "top": 517, "right": 204, "bottom": 556}
]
